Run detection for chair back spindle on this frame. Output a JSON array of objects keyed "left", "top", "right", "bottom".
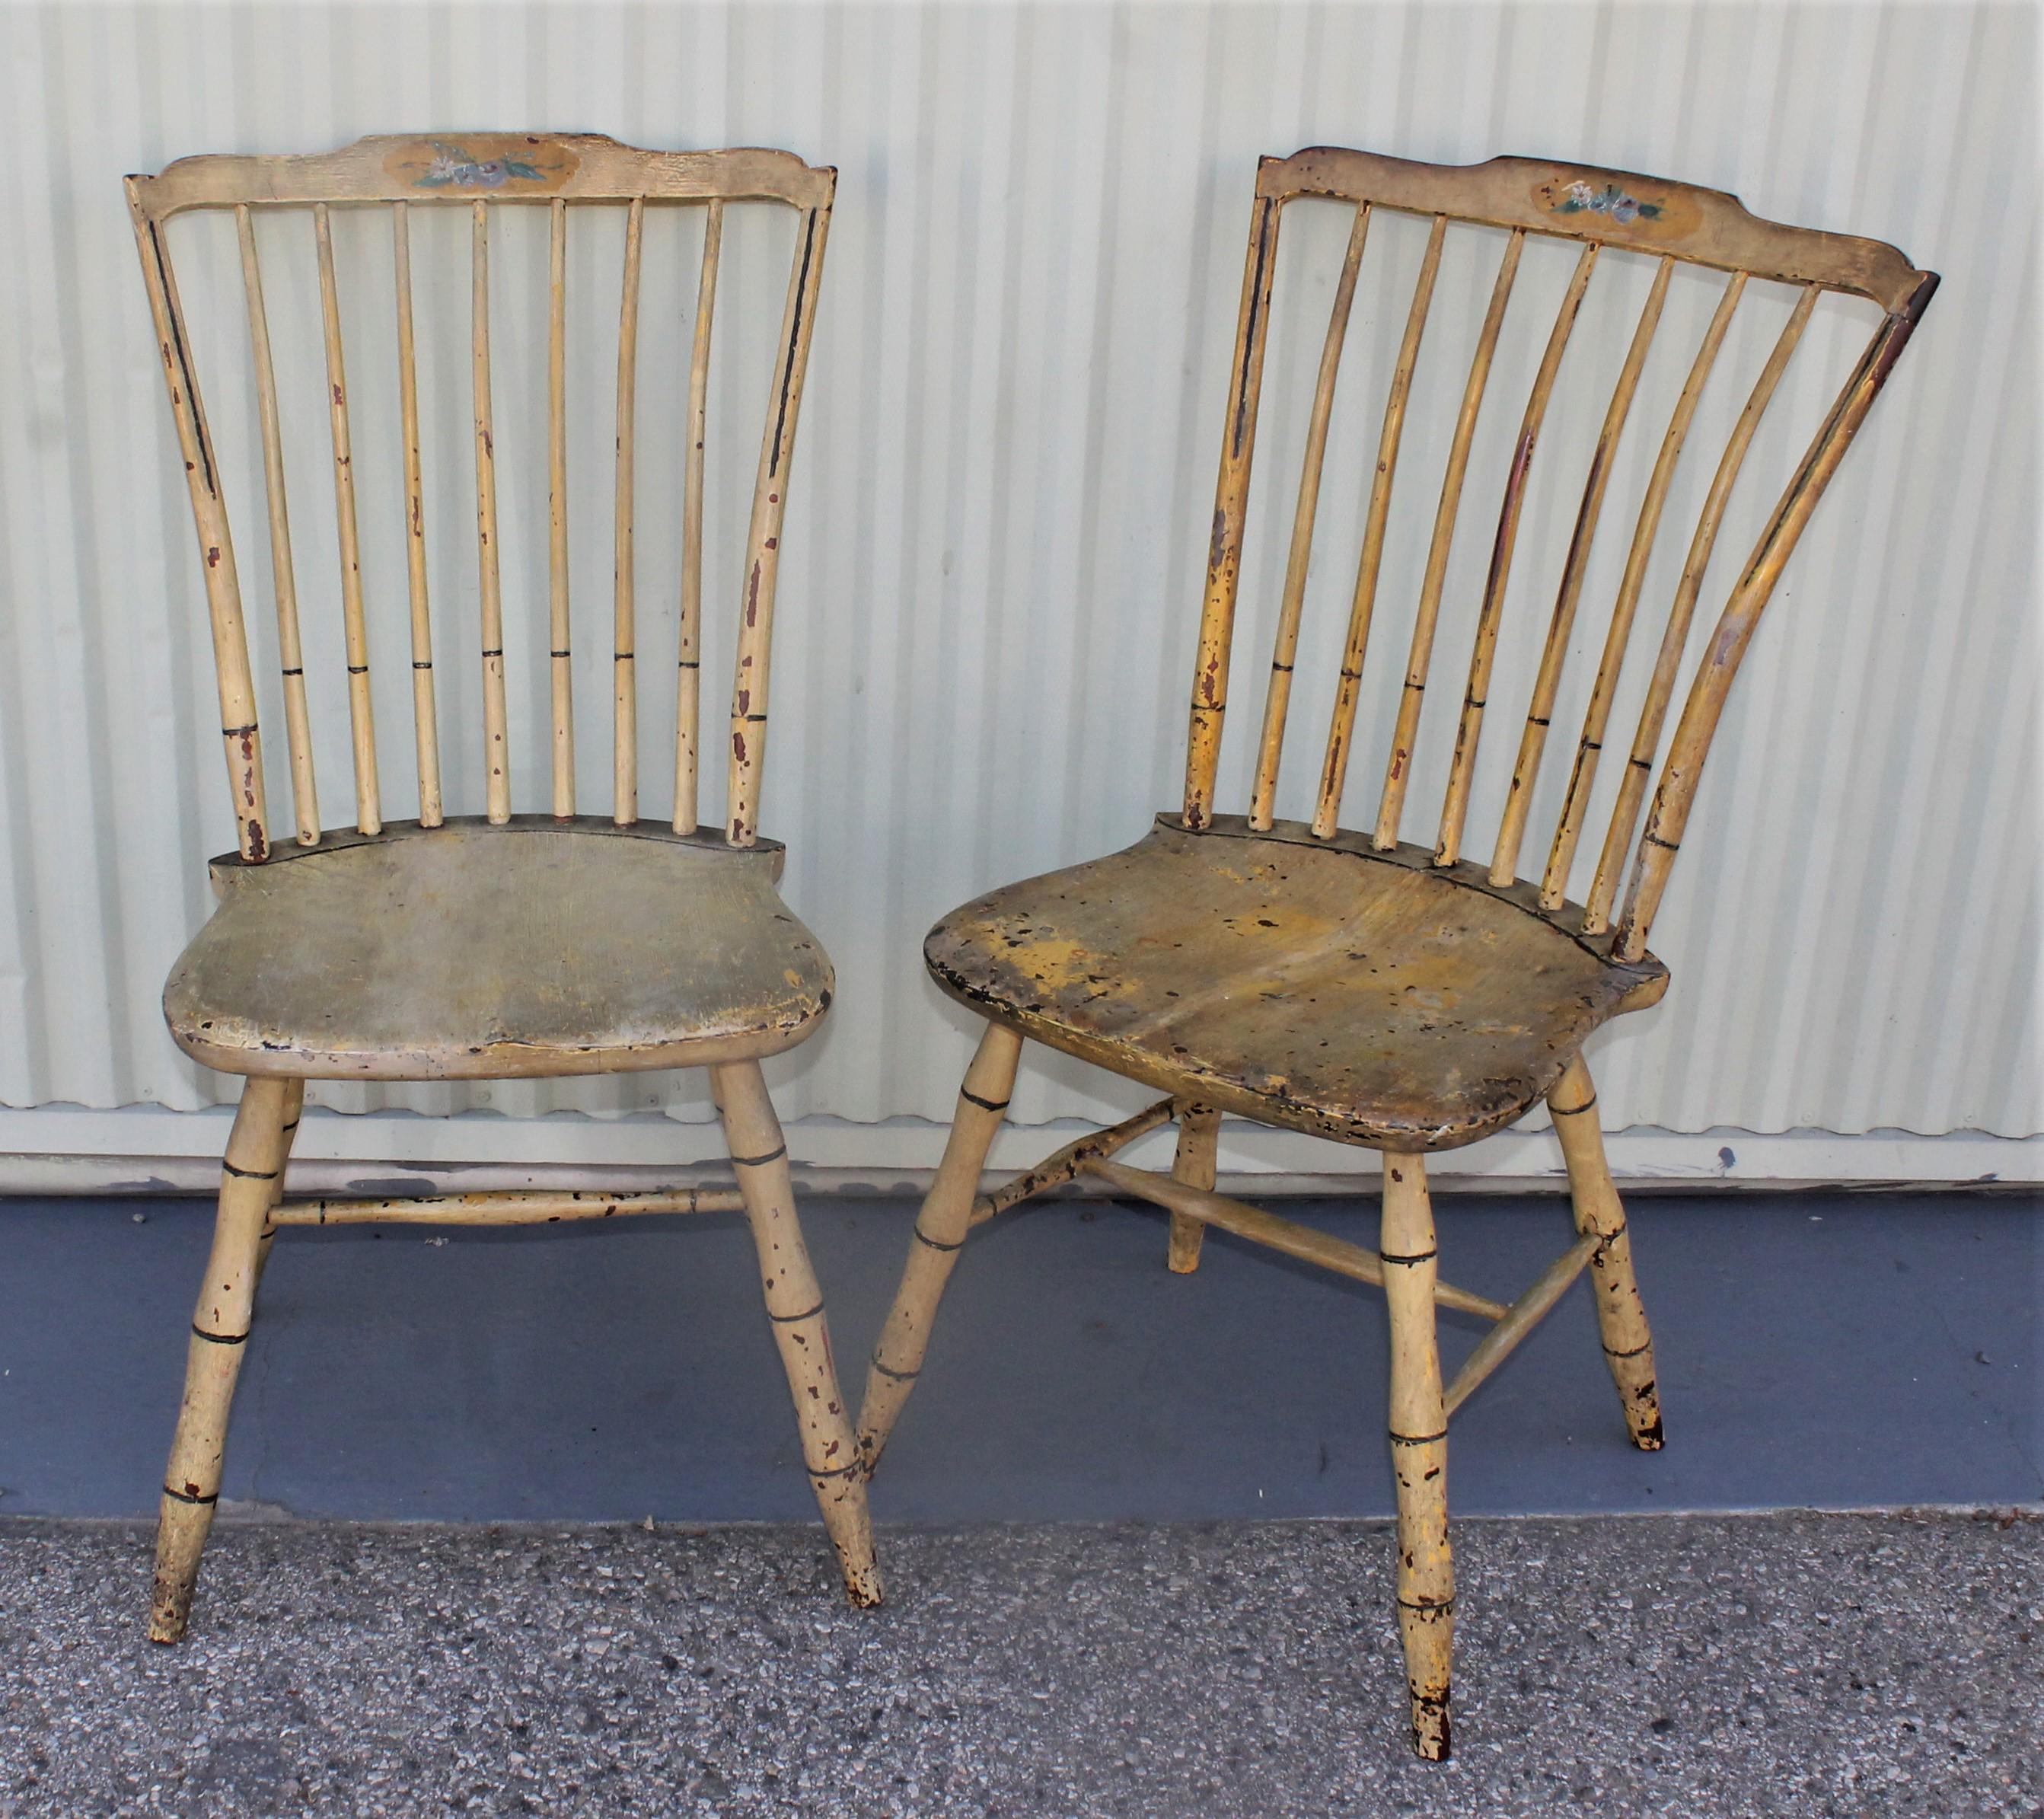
[
  {"left": 1178, "top": 148, "right": 1935, "bottom": 961},
  {"left": 126, "top": 134, "right": 836, "bottom": 860}
]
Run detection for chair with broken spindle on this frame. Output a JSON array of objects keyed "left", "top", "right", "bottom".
[
  {"left": 856, "top": 148, "right": 1935, "bottom": 1760},
  {"left": 125, "top": 132, "right": 875, "bottom": 1638}
]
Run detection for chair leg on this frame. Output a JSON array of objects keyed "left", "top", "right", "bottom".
[
  {"left": 1382, "top": 1150, "right": 1453, "bottom": 1760},
  {"left": 856, "top": 1021, "right": 1022, "bottom": 1478},
  {"left": 150, "top": 1074, "right": 298, "bottom": 1642},
  {"left": 1549, "top": 1055, "right": 1663, "bottom": 1450},
  {"left": 712, "top": 1060, "right": 883, "bottom": 1610},
  {"left": 248, "top": 1080, "right": 304, "bottom": 1300},
  {"left": 1165, "top": 1101, "right": 1219, "bottom": 1274}
]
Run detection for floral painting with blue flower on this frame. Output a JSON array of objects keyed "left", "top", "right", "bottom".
[
  {"left": 1550, "top": 180, "right": 1666, "bottom": 225},
  {"left": 416, "top": 141, "right": 550, "bottom": 190}
]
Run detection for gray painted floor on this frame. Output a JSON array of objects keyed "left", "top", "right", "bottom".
[
  {"left": 1, "top": 1512, "right": 2037, "bottom": 1817},
  {"left": 1, "top": 1191, "right": 2036, "bottom": 1522}
]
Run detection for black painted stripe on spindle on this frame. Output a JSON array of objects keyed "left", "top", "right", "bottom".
[
  {"left": 743, "top": 713, "right": 767, "bottom": 723},
  {"left": 162, "top": 1484, "right": 218, "bottom": 1507},
  {"left": 1644, "top": 833, "right": 1679, "bottom": 851},
  {"left": 347, "top": 665, "right": 368, "bottom": 675},
  {"left": 770, "top": 1300, "right": 824, "bottom": 1325},
  {"left": 1191, "top": 700, "right": 1226, "bottom": 714},
  {"left": 281, "top": 667, "right": 304, "bottom": 678},
  {"left": 1629, "top": 755, "right": 1652, "bottom": 769},
  {"left": 1271, "top": 661, "right": 1293, "bottom": 673},
  {"left": 550, "top": 649, "right": 572, "bottom": 659},
  {"left": 1552, "top": 1091, "right": 1597, "bottom": 1116},
  {"left": 222, "top": 1160, "right": 278, "bottom": 1181},
  {"left": 482, "top": 647, "right": 503, "bottom": 659},
  {"left": 767, "top": 211, "right": 819, "bottom": 478},
  {"left": 192, "top": 1324, "right": 247, "bottom": 1346},
  {"left": 808, "top": 1460, "right": 860, "bottom": 1480},
  {"left": 413, "top": 660, "right": 433, "bottom": 670},
  {"left": 1389, "top": 1428, "right": 1448, "bottom": 1447},
  {"left": 222, "top": 722, "right": 258, "bottom": 738},
  {"left": 1379, "top": 1248, "right": 1437, "bottom": 1266},
  {"left": 960, "top": 1089, "right": 1010, "bottom": 1112},
  {"left": 1340, "top": 666, "right": 1363, "bottom": 681},
  {"left": 1528, "top": 714, "right": 1549, "bottom": 727},
  {"left": 1397, "top": 1595, "right": 1457, "bottom": 1614},
  {"left": 730, "top": 1144, "right": 787, "bottom": 1169},
  {"left": 1603, "top": 1339, "right": 1653, "bottom": 1360},
  {"left": 913, "top": 1226, "right": 964, "bottom": 1254},
  {"left": 1464, "top": 694, "right": 1485, "bottom": 710},
  {"left": 869, "top": 1358, "right": 920, "bottom": 1383},
  {"left": 1403, "top": 679, "right": 1425, "bottom": 692},
  {"left": 1582, "top": 739, "right": 1602, "bottom": 752},
  {"left": 677, "top": 659, "right": 700, "bottom": 669}
]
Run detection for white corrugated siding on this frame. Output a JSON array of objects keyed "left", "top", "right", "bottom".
[{"left": 0, "top": 1, "right": 2035, "bottom": 1147}]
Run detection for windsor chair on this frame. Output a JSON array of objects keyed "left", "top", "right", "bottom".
[
  {"left": 124, "top": 133, "right": 879, "bottom": 1639},
  {"left": 857, "top": 148, "right": 1936, "bottom": 1760}
]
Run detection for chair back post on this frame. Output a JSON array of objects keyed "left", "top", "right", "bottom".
[
  {"left": 126, "top": 134, "right": 836, "bottom": 857},
  {"left": 1176, "top": 148, "right": 1935, "bottom": 961}
]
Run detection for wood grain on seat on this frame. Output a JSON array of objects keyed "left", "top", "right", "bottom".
[{"left": 925, "top": 816, "right": 1666, "bottom": 1152}]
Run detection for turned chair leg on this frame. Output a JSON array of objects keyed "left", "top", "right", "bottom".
[
  {"left": 1165, "top": 1101, "right": 1220, "bottom": 1274},
  {"left": 1549, "top": 1055, "right": 1663, "bottom": 1450},
  {"left": 856, "top": 1021, "right": 1022, "bottom": 1478},
  {"left": 248, "top": 1080, "right": 304, "bottom": 1300},
  {"left": 151, "top": 1074, "right": 300, "bottom": 1642},
  {"left": 712, "top": 1060, "right": 883, "bottom": 1609},
  {"left": 1382, "top": 1151, "right": 1454, "bottom": 1760}
]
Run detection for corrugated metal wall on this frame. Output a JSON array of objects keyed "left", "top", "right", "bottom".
[{"left": 0, "top": 1, "right": 2036, "bottom": 1145}]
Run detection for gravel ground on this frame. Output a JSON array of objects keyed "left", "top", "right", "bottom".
[{"left": 1, "top": 1511, "right": 2037, "bottom": 1817}]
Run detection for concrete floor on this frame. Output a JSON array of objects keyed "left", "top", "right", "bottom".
[{"left": 1, "top": 1511, "right": 2037, "bottom": 1817}]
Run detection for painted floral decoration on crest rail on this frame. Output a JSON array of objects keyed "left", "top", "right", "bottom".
[
  {"left": 1550, "top": 180, "right": 1666, "bottom": 225},
  {"left": 417, "top": 142, "right": 549, "bottom": 189}
]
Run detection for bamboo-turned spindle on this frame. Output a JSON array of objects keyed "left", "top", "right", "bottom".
[
  {"left": 1548, "top": 1055, "right": 1661, "bottom": 1446},
  {"left": 1582, "top": 285, "right": 1818, "bottom": 932},
  {"left": 1313, "top": 214, "right": 1446, "bottom": 840},
  {"left": 1381, "top": 1151, "right": 1453, "bottom": 1760},
  {"left": 1183, "top": 193, "right": 1280, "bottom": 831},
  {"left": 150, "top": 1077, "right": 298, "bottom": 1642},
  {"left": 675, "top": 199, "right": 722, "bottom": 836},
  {"left": 726, "top": 206, "right": 829, "bottom": 845},
  {"left": 392, "top": 203, "right": 443, "bottom": 827},
  {"left": 614, "top": 196, "right": 644, "bottom": 825},
  {"left": 314, "top": 205, "right": 381, "bottom": 836},
  {"left": 1433, "top": 241, "right": 1596, "bottom": 869},
  {"left": 857, "top": 1022, "right": 1022, "bottom": 1476},
  {"left": 713, "top": 1058, "right": 882, "bottom": 1607},
  {"left": 1248, "top": 203, "right": 1369, "bottom": 830},
  {"left": 234, "top": 207, "right": 320, "bottom": 846},
  {"left": 1374, "top": 228, "right": 1523, "bottom": 852},
  {"left": 1612, "top": 282, "right": 1933, "bottom": 962},
  {"left": 472, "top": 201, "right": 510, "bottom": 822},
  {"left": 1488, "top": 257, "right": 1671, "bottom": 886},
  {"left": 1540, "top": 271, "right": 1746, "bottom": 909},
  {"left": 1165, "top": 1101, "right": 1220, "bottom": 1273},
  {"left": 126, "top": 184, "right": 269, "bottom": 862},
  {"left": 547, "top": 197, "right": 574, "bottom": 818}
]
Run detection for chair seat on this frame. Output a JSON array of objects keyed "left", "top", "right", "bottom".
[
  {"left": 923, "top": 815, "right": 1669, "bottom": 1152},
  {"left": 164, "top": 819, "right": 833, "bottom": 1079}
]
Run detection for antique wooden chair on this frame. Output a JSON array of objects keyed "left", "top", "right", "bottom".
[
  {"left": 856, "top": 149, "right": 1935, "bottom": 1758},
  {"left": 125, "top": 133, "right": 879, "bottom": 1638}
]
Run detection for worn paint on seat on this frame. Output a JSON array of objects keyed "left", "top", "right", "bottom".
[
  {"left": 165, "top": 819, "right": 831, "bottom": 1080},
  {"left": 926, "top": 815, "right": 1668, "bottom": 1151}
]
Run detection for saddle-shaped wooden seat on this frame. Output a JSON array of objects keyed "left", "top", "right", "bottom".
[
  {"left": 165, "top": 821, "right": 832, "bottom": 1080},
  {"left": 924, "top": 815, "right": 1667, "bottom": 1152}
]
